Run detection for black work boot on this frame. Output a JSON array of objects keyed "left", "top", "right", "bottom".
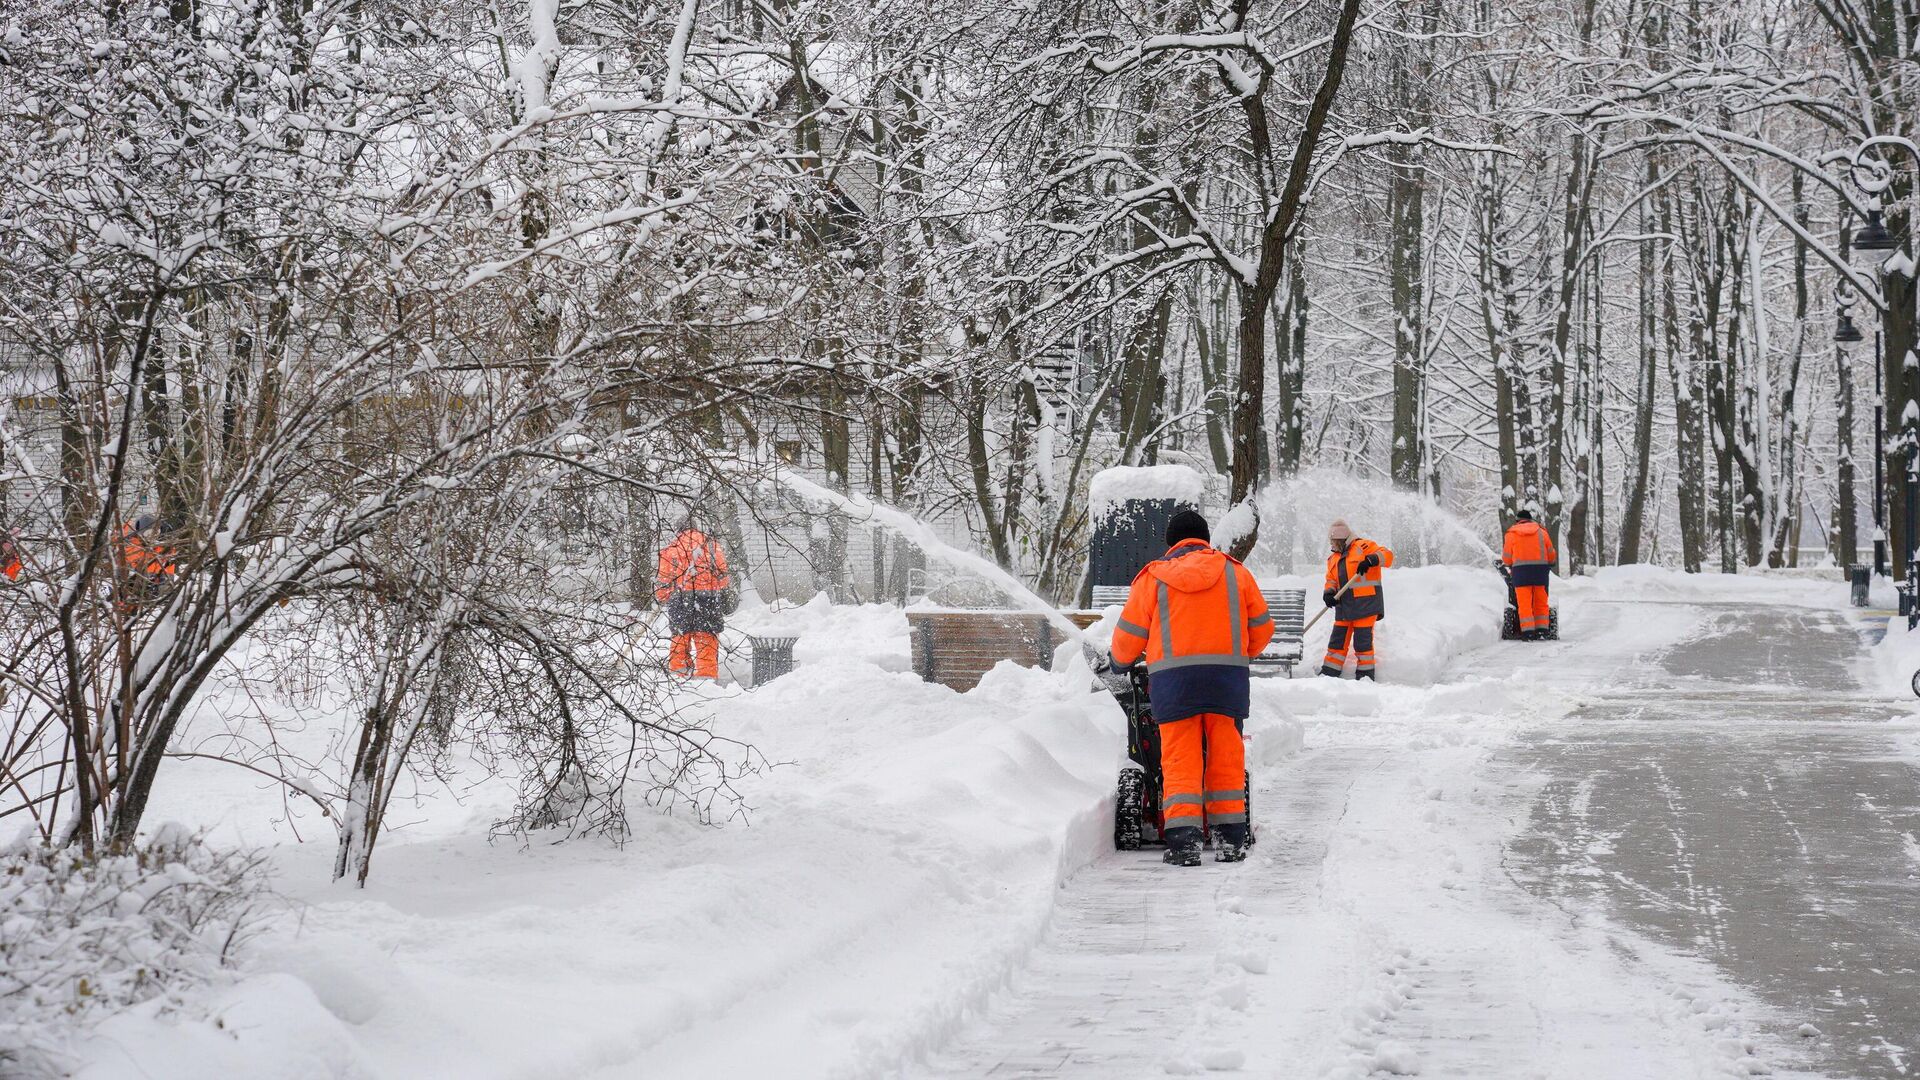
[
  {"left": 1163, "top": 841, "right": 1202, "bottom": 867},
  {"left": 1205, "top": 826, "right": 1251, "bottom": 860},
  {"left": 1356, "top": 669, "right": 1376, "bottom": 681},
  {"left": 1319, "top": 665, "right": 1343, "bottom": 678},
  {"left": 1161, "top": 827, "right": 1203, "bottom": 866}
]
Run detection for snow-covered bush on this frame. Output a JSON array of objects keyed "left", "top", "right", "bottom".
[{"left": 0, "top": 830, "right": 269, "bottom": 1076}]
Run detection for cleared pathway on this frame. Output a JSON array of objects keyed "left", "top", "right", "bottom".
[
  {"left": 1504, "top": 600, "right": 1920, "bottom": 1079},
  {"left": 917, "top": 590, "right": 1917, "bottom": 1079}
]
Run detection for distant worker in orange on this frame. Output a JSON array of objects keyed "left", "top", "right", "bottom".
[
  {"left": 2, "top": 528, "right": 20, "bottom": 582},
  {"left": 655, "top": 517, "right": 732, "bottom": 680},
  {"left": 117, "top": 514, "right": 178, "bottom": 611},
  {"left": 1320, "top": 519, "right": 1392, "bottom": 680},
  {"left": 1503, "top": 508, "right": 1557, "bottom": 640},
  {"left": 1110, "top": 510, "right": 1272, "bottom": 867}
]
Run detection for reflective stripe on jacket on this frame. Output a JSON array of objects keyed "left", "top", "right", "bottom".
[
  {"left": 1324, "top": 537, "right": 1392, "bottom": 622},
  {"left": 1502, "top": 520, "right": 1556, "bottom": 588},
  {"left": 655, "top": 529, "right": 731, "bottom": 602},
  {"left": 1110, "top": 539, "right": 1274, "bottom": 723}
]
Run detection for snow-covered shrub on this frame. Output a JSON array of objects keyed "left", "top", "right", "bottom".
[{"left": 0, "top": 830, "right": 269, "bottom": 1076}]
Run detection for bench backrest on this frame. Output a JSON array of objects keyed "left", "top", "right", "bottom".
[
  {"left": 1087, "top": 584, "right": 1305, "bottom": 642},
  {"left": 907, "top": 611, "right": 1068, "bottom": 692}
]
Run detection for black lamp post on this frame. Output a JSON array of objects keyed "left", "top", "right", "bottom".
[
  {"left": 1835, "top": 271, "right": 1887, "bottom": 576},
  {"left": 1848, "top": 141, "right": 1916, "bottom": 623},
  {"left": 1855, "top": 205, "right": 1899, "bottom": 252}
]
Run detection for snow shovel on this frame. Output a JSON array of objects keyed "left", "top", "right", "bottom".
[{"left": 1300, "top": 569, "right": 1367, "bottom": 636}]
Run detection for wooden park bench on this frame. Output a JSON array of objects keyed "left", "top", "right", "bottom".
[
  {"left": 1089, "top": 584, "right": 1306, "bottom": 677},
  {"left": 907, "top": 611, "right": 1090, "bottom": 692}
]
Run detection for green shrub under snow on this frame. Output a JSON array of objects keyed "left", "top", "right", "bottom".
[{"left": 0, "top": 828, "right": 269, "bottom": 1076}]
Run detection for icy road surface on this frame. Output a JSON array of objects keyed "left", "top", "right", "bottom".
[{"left": 917, "top": 594, "right": 1916, "bottom": 1079}]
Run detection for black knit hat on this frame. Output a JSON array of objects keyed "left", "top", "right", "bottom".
[
  {"left": 1515, "top": 508, "right": 1534, "bottom": 522},
  {"left": 1165, "top": 509, "right": 1210, "bottom": 547}
]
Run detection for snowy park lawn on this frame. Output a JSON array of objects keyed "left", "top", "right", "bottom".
[{"left": 49, "top": 564, "right": 1899, "bottom": 1079}]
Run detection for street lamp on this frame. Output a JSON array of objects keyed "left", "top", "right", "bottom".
[
  {"left": 1834, "top": 263, "right": 1887, "bottom": 577},
  {"left": 1855, "top": 204, "right": 1899, "bottom": 252},
  {"left": 1847, "top": 139, "right": 1915, "bottom": 623}
]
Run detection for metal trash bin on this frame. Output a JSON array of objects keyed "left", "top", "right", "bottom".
[
  {"left": 1850, "top": 564, "right": 1871, "bottom": 607},
  {"left": 749, "top": 635, "right": 798, "bottom": 687}
]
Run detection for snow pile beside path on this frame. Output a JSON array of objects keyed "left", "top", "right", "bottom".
[
  {"left": 1251, "top": 565, "right": 1504, "bottom": 686},
  {"left": 1867, "top": 615, "right": 1920, "bottom": 699},
  {"left": 1088, "top": 464, "right": 1206, "bottom": 520},
  {"left": 1570, "top": 564, "right": 1847, "bottom": 607},
  {"left": 71, "top": 602, "right": 1130, "bottom": 1080},
  {"left": 728, "top": 591, "right": 912, "bottom": 675}
]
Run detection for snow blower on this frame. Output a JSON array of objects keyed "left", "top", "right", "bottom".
[
  {"left": 1100, "top": 660, "right": 1254, "bottom": 852},
  {"left": 1495, "top": 560, "right": 1558, "bottom": 641}
]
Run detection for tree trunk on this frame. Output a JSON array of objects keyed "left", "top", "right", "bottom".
[
  {"left": 1661, "top": 181, "right": 1707, "bottom": 572},
  {"left": 1618, "top": 163, "right": 1659, "bottom": 563},
  {"left": 1225, "top": 0, "right": 1362, "bottom": 559},
  {"left": 1768, "top": 183, "right": 1811, "bottom": 567}
]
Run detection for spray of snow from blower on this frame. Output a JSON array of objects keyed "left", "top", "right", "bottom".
[
  {"left": 1240, "top": 468, "right": 1497, "bottom": 573},
  {"left": 764, "top": 468, "right": 1090, "bottom": 644},
  {"left": 760, "top": 465, "right": 1500, "bottom": 671}
]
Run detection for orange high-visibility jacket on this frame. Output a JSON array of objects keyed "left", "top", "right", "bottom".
[
  {"left": 1324, "top": 537, "right": 1392, "bottom": 622},
  {"left": 1503, "top": 520, "right": 1556, "bottom": 587},
  {"left": 119, "top": 524, "right": 177, "bottom": 577},
  {"left": 655, "top": 529, "right": 731, "bottom": 602},
  {"left": 2, "top": 535, "right": 18, "bottom": 581},
  {"left": 1111, "top": 539, "right": 1273, "bottom": 722}
]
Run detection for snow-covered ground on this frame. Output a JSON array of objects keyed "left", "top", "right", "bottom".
[{"left": 42, "top": 564, "right": 1913, "bottom": 1080}]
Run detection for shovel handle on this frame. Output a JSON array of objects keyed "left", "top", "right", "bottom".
[{"left": 1301, "top": 572, "right": 1366, "bottom": 634}]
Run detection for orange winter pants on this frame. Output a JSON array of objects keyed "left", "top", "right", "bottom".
[
  {"left": 669, "top": 632, "right": 719, "bottom": 679},
  {"left": 1322, "top": 617, "right": 1378, "bottom": 679},
  {"left": 1515, "top": 586, "right": 1549, "bottom": 634},
  {"left": 1159, "top": 712, "right": 1248, "bottom": 845}
]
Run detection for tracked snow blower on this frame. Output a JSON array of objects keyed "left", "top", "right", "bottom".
[
  {"left": 1097, "top": 660, "right": 1253, "bottom": 851},
  {"left": 1495, "top": 559, "right": 1559, "bottom": 641}
]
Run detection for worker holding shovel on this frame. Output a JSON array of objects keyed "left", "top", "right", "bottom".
[{"left": 1319, "top": 519, "right": 1392, "bottom": 680}]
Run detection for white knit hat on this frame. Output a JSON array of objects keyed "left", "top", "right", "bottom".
[{"left": 1327, "top": 518, "right": 1352, "bottom": 542}]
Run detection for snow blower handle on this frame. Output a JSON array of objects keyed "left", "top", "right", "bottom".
[{"left": 1301, "top": 573, "right": 1366, "bottom": 635}]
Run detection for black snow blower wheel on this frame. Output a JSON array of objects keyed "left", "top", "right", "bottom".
[
  {"left": 1500, "top": 604, "right": 1521, "bottom": 641},
  {"left": 1115, "top": 766, "right": 1146, "bottom": 850}
]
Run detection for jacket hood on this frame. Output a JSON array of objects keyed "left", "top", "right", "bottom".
[
  {"left": 1510, "top": 520, "right": 1544, "bottom": 535},
  {"left": 1148, "top": 542, "right": 1227, "bottom": 593}
]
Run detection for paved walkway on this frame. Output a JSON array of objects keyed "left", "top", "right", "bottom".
[
  {"left": 916, "top": 593, "right": 1918, "bottom": 1078},
  {"left": 1504, "top": 600, "right": 1920, "bottom": 1079}
]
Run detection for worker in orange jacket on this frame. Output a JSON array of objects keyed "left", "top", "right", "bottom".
[
  {"left": 1110, "top": 510, "right": 1273, "bottom": 867},
  {"left": 1503, "top": 509, "right": 1556, "bottom": 640},
  {"left": 1320, "top": 519, "right": 1392, "bottom": 680},
  {"left": 655, "top": 520, "right": 732, "bottom": 679},
  {"left": 116, "top": 515, "right": 177, "bottom": 612},
  {"left": 2, "top": 529, "right": 20, "bottom": 582}
]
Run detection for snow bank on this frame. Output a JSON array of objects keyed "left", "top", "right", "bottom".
[
  {"left": 1087, "top": 464, "right": 1205, "bottom": 520},
  {"left": 726, "top": 591, "right": 913, "bottom": 676},
  {"left": 1570, "top": 564, "right": 1847, "bottom": 607},
  {"left": 1867, "top": 615, "right": 1920, "bottom": 698},
  {"left": 2, "top": 834, "right": 274, "bottom": 1080},
  {"left": 73, "top": 602, "right": 1133, "bottom": 1080}
]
